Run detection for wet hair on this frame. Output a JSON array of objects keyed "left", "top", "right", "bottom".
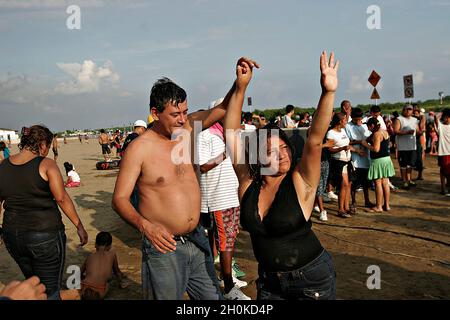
[
  {"left": 149, "top": 77, "right": 187, "bottom": 113},
  {"left": 95, "top": 231, "right": 112, "bottom": 247},
  {"left": 285, "top": 105, "right": 294, "bottom": 114},
  {"left": 63, "top": 162, "right": 74, "bottom": 175},
  {"left": 367, "top": 117, "right": 381, "bottom": 130},
  {"left": 248, "top": 123, "right": 295, "bottom": 184},
  {"left": 18, "top": 125, "right": 53, "bottom": 154},
  {"left": 81, "top": 288, "right": 101, "bottom": 300},
  {"left": 370, "top": 105, "right": 381, "bottom": 113},
  {"left": 351, "top": 108, "right": 364, "bottom": 119},
  {"left": 0, "top": 141, "right": 6, "bottom": 151},
  {"left": 244, "top": 112, "right": 253, "bottom": 123},
  {"left": 330, "top": 112, "right": 347, "bottom": 128}
]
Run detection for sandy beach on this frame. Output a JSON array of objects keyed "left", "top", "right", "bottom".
[{"left": 1, "top": 138, "right": 449, "bottom": 299}]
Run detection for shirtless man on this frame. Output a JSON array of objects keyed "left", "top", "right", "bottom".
[
  {"left": 112, "top": 57, "right": 258, "bottom": 300},
  {"left": 98, "top": 129, "right": 111, "bottom": 162}
]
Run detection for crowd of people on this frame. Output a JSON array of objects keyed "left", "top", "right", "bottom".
[{"left": 1, "top": 52, "right": 450, "bottom": 301}]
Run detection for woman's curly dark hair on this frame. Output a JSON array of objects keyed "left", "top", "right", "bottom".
[{"left": 18, "top": 125, "right": 53, "bottom": 154}]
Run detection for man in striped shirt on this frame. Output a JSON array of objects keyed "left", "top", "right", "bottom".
[{"left": 197, "top": 119, "right": 250, "bottom": 300}]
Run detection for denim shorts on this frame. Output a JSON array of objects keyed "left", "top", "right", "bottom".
[
  {"left": 3, "top": 229, "right": 66, "bottom": 300},
  {"left": 256, "top": 249, "right": 336, "bottom": 300}
]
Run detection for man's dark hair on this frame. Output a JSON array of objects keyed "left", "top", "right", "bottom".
[
  {"left": 370, "top": 105, "right": 381, "bottom": 113},
  {"left": 244, "top": 112, "right": 253, "bottom": 123},
  {"left": 149, "top": 77, "right": 187, "bottom": 113},
  {"left": 285, "top": 105, "right": 294, "bottom": 114},
  {"left": 96, "top": 231, "right": 112, "bottom": 247},
  {"left": 259, "top": 112, "right": 266, "bottom": 119},
  {"left": 18, "top": 125, "right": 53, "bottom": 154},
  {"left": 393, "top": 111, "right": 399, "bottom": 118},
  {"left": 351, "top": 108, "right": 364, "bottom": 119},
  {"left": 100, "top": 129, "right": 105, "bottom": 133},
  {"left": 0, "top": 141, "right": 6, "bottom": 151}
]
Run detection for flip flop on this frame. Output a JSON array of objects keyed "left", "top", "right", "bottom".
[{"left": 370, "top": 208, "right": 383, "bottom": 213}]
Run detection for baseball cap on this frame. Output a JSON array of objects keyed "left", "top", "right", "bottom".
[{"left": 134, "top": 120, "right": 147, "bottom": 128}]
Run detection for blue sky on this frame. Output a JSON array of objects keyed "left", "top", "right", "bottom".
[{"left": 0, "top": 0, "right": 449, "bottom": 131}]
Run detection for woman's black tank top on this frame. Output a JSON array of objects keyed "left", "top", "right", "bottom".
[
  {"left": 0, "top": 157, "right": 64, "bottom": 233},
  {"left": 240, "top": 171, "right": 323, "bottom": 272}
]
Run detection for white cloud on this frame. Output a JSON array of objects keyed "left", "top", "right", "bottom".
[
  {"left": 55, "top": 60, "right": 120, "bottom": 94},
  {"left": 347, "top": 75, "right": 371, "bottom": 93},
  {"left": 0, "top": 73, "right": 29, "bottom": 93},
  {"left": 414, "top": 71, "right": 425, "bottom": 85}
]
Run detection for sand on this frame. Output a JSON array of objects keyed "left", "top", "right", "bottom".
[{"left": 1, "top": 138, "right": 449, "bottom": 299}]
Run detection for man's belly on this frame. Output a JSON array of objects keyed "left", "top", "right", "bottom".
[{"left": 138, "top": 193, "right": 201, "bottom": 235}]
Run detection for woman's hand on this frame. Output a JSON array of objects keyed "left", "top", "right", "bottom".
[
  {"left": 320, "top": 51, "right": 339, "bottom": 93},
  {"left": 236, "top": 57, "right": 259, "bottom": 91},
  {"left": 77, "top": 223, "right": 88, "bottom": 246}
]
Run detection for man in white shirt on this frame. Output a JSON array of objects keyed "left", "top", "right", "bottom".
[
  {"left": 242, "top": 112, "right": 257, "bottom": 131},
  {"left": 363, "top": 105, "right": 387, "bottom": 130},
  {"left": 281, "top": 105, "right": 296, "bottom": 128},
  {"left": 435, "top": 109, "right": 450, "bottom": 196},
  {"left": 394, "top": 105, "right": 420, "bottom": 189}
]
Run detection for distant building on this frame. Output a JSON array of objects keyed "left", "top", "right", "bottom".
[{"left": 0, "top": 128, "right": 19, "bottom": 143}]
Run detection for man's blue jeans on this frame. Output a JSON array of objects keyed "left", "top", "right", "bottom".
[
  {"left": 3, "top": 229, "right": 66, "bottom": 300},
  {"left": 256, "top": 249, "right": 336, "bottom": 300},
  {"left": 141, "top": 225, "right": 222, "bottom": 300}
]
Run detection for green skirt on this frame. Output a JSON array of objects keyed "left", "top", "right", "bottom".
[{"left": 368, "top": 156, "right": 395, "bottom": 180}]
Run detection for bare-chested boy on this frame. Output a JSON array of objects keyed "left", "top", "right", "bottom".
[
  {"left": 98, "top": 129, "right": 111, "bottom": 162},
  {"left": 79, "top": 231, "right": 126, "bottom": 300},
  {"left": 112, "top": 57, "right": 258, "bottom": 300}
]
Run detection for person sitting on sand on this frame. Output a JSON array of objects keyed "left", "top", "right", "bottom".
[
  {"left": 63, "top": 162, "right": 81, "bottom": 188},
  {"left": 79, "top": 231, "right": 127, "bottom": 300}
]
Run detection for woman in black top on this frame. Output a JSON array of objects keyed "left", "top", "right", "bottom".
[
  {"left": 224, "top": 52, "right": 338, "bottom": 300},
  {"left": 362, "top": 118, "right": 395, "bottom": 212},
  {"left": 0, "top": 125, "right": 88, "bottom": 300}
]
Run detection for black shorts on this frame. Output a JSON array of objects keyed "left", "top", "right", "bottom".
[
  {"left": 101, "top": 144, "right": 111, "bottom": 155},
  {"left": 351, "top": 168, "right": 371, "bottom": 190},
  {"left": 398, "top": 150, "right": 417, "bottom": 169}
]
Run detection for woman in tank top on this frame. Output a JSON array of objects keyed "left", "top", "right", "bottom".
[
  {"left": 224, "top": 52, "right": 338, "bottom": 300},
  {"left": 362, "top": 118, "right": 395, "bottom": 212},
  {"left": 0, "top": 125, "right": 88, "bottom": 300}
]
